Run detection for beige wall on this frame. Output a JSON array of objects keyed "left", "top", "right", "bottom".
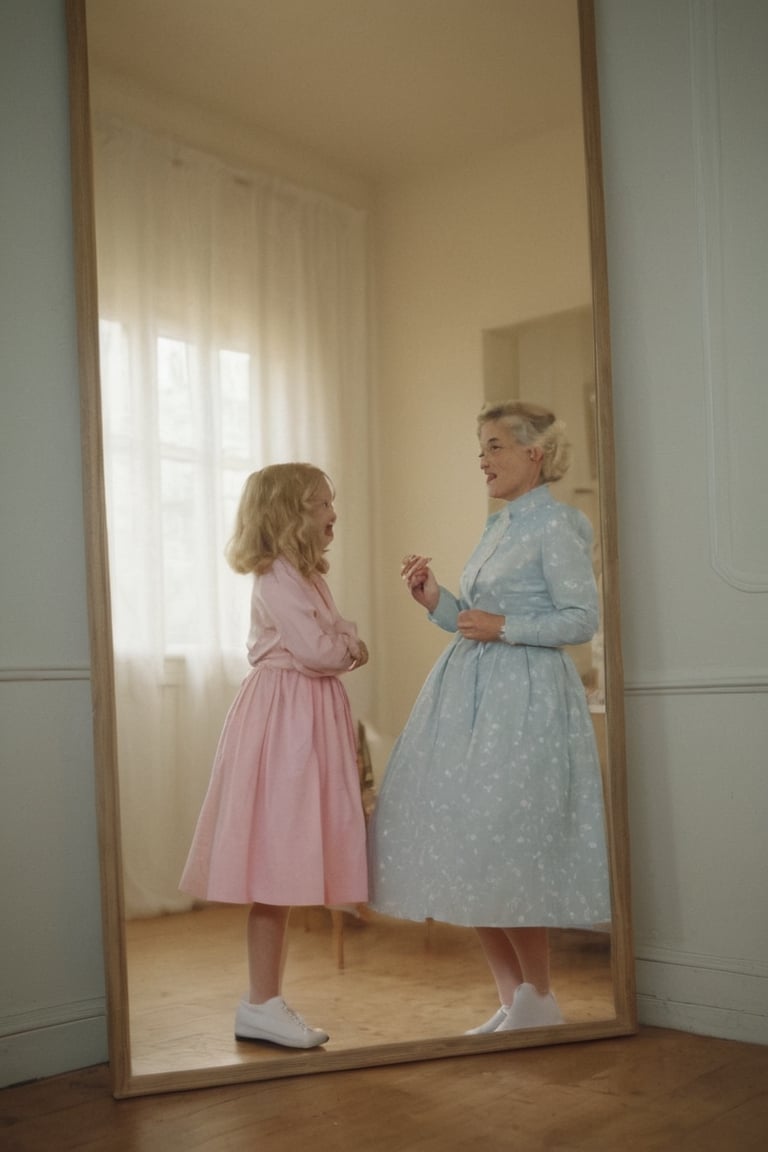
[
  {"left": 370, "top": 128, "right": 591, "bottom": 737},
  {"left": 88, "top": 67, "right": 371, "bottom": 210}
]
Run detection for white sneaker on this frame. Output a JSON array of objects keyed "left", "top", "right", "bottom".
[
  {"left": 496, "top": 983, "right": 564, "bottom": 1031},
  {"left": 234, "top": 996, "right": 329, "bottom": 1048},
  {"left": 465, "top": 1006, "right": 512, "bottom": 1035}
]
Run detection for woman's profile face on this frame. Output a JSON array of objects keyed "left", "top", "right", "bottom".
[{"left": 478, "top": 420, "right": 542, "bottom": 502}]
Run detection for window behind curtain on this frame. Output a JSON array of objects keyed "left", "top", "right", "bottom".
[{"left": 93, "top": 116, "right": 370, "bottom": 915}]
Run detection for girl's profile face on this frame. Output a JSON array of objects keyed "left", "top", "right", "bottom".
[{"left": 309, "top": 478, "right": 336, "bottom": 548}]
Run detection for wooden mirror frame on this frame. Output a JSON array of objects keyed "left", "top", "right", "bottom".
[{"left": 66, "top": 0, "right": 637, "bottom": 1098}]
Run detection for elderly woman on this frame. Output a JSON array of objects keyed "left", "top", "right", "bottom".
[{"left": 368, "top": 400, "right": 610, "bottom": 1033}]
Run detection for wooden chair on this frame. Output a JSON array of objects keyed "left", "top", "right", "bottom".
[{"left": 308, "top": 720, "right": 376, "bottom": 969}]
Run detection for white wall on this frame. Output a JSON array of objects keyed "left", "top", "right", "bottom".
[
  {"left": 597, "top": 0, "right": 768, "bottom": 1042},
  {"left": 1, "top": 0, "right": 766, "bottom": 1088},
  {"left": 0, "top": 0, "right": 107, "bottom": 1085}
]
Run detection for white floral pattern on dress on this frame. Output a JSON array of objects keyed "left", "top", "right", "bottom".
[{"left": 368, "top": 486, "right": 611, "bottom": 928}]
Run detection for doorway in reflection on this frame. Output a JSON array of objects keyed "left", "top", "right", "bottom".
[{"left": 483, "top": 305, "right": 604, "bottom": 704}]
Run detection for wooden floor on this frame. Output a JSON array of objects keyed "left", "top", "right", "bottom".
[
  {"left": 3, "top": 1026, "right": 768, "bottom": 1150},
  {"left": 123, "top": 905, "right": 615, "bottom": 1076},
  {"left": 3, "top": 908, "right": 767, "bottom": 1147}
]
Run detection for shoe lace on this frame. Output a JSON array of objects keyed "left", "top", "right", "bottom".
[{"left": 279, "top": 999, "right": 312, "bottom": 1031}]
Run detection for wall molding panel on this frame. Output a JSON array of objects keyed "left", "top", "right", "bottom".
[
  {"left": 637, "top": 941, "right": 768, "bottom": 982},
  {"left": 0, "top": 667, "right": 91, "bottom": 682},
  {"left": 690, "top": 0, "right": 768, "bottom": 592},
  {"left": 0, "top": 1014, "right": 107, "bottom": 1091},
  {"left": 0, "top": 996, "right": 106, "bottom": 1041},
  {"left": 626, "top": 673, "right": 768, "bottom": 696},
  {"left": 0, "top": 677, "right": 106, "bottom": 1088}
]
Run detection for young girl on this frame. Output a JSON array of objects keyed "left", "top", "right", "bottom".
[{"left": 180, "top": 463, "right": 369, "bottom": 1049}]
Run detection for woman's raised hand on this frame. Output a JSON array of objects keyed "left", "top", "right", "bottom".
[{"left": 401, "top": 554, "right": 439, "bottom": 612}]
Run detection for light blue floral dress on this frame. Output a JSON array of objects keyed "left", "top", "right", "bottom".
[{"left": 368, "top": 485, "right": 611, "bottom": 928}]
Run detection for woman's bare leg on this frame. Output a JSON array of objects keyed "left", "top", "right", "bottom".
[
  {"left": 504, "top": 926, "right": 551, "bottom": 994},
  {"left": 475, "top": 925, "right": 551, "bottom": 1002},
  {"left": 246, "top": 902, "right": 291, "bottom": 1003},
  {"left": 475, "top": 927, "right": 524, "bottom": 1004}
]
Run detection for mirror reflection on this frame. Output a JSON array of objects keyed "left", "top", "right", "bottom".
[{"left": 73, "top": 0, "right": 632, "bottom": 1093}]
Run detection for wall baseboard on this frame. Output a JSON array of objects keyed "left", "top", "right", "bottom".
[
  {"left": 636, "top": 952, "right": 768, "bottom": 1046},
  {"left": 0, "top": 1015, "right": 107, "bottom": 1090}
]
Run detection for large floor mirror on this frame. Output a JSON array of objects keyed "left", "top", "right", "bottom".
[{"left": 67, "top": 0, "right": 636, "bottom": 1098}]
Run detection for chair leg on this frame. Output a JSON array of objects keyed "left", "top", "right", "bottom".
[{"left": 331, "top": 907, "right": 345, "bottom": 970}]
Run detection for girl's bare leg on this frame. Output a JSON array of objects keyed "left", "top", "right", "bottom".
[{"left": 246, "top": 902, "right": 291, "bottom": 1003}]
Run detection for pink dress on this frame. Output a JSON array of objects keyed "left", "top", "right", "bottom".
[{"left": 180, "top": 557, "right": 368, "bottom": 906}]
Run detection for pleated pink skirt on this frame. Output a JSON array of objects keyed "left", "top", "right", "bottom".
[{"left": 180, "top": 665, "right": 368, "bottom": 906}]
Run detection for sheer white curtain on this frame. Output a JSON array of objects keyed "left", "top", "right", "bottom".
[{"left": 93, "top": 117, "right": 370, "bottom": 916}]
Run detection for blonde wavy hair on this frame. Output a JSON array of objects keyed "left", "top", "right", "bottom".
[
  {"left": 477, "top": 399, "right": 572, "bottom": 483},
  {"left": 226, "top": 463, "right": 334, "bottom": 576}
]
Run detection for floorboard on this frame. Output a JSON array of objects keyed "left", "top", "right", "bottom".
[
  {"left": 2, "top": 1028, "right": 767, "bottom": 1151},
  {"left": 4, "top": 908, "right": 766, "bottom": 1149},
  {"left": 125, "top": 905, "right": 614, "bottom": 1075}
]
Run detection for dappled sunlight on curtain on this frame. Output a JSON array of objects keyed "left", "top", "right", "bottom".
[{"left": 93, "top": 117, "right": 371, "bottom": 916}]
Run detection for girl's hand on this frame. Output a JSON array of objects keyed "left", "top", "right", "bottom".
[
  {"left": 401, "top": 554, "right": 439, "bottom": 612},
  {"left": 457, "top": 609, "right": 506, "bottom": 643},
  {"left": 348, "top": 640, "right": 369, "bottom": 670}
]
